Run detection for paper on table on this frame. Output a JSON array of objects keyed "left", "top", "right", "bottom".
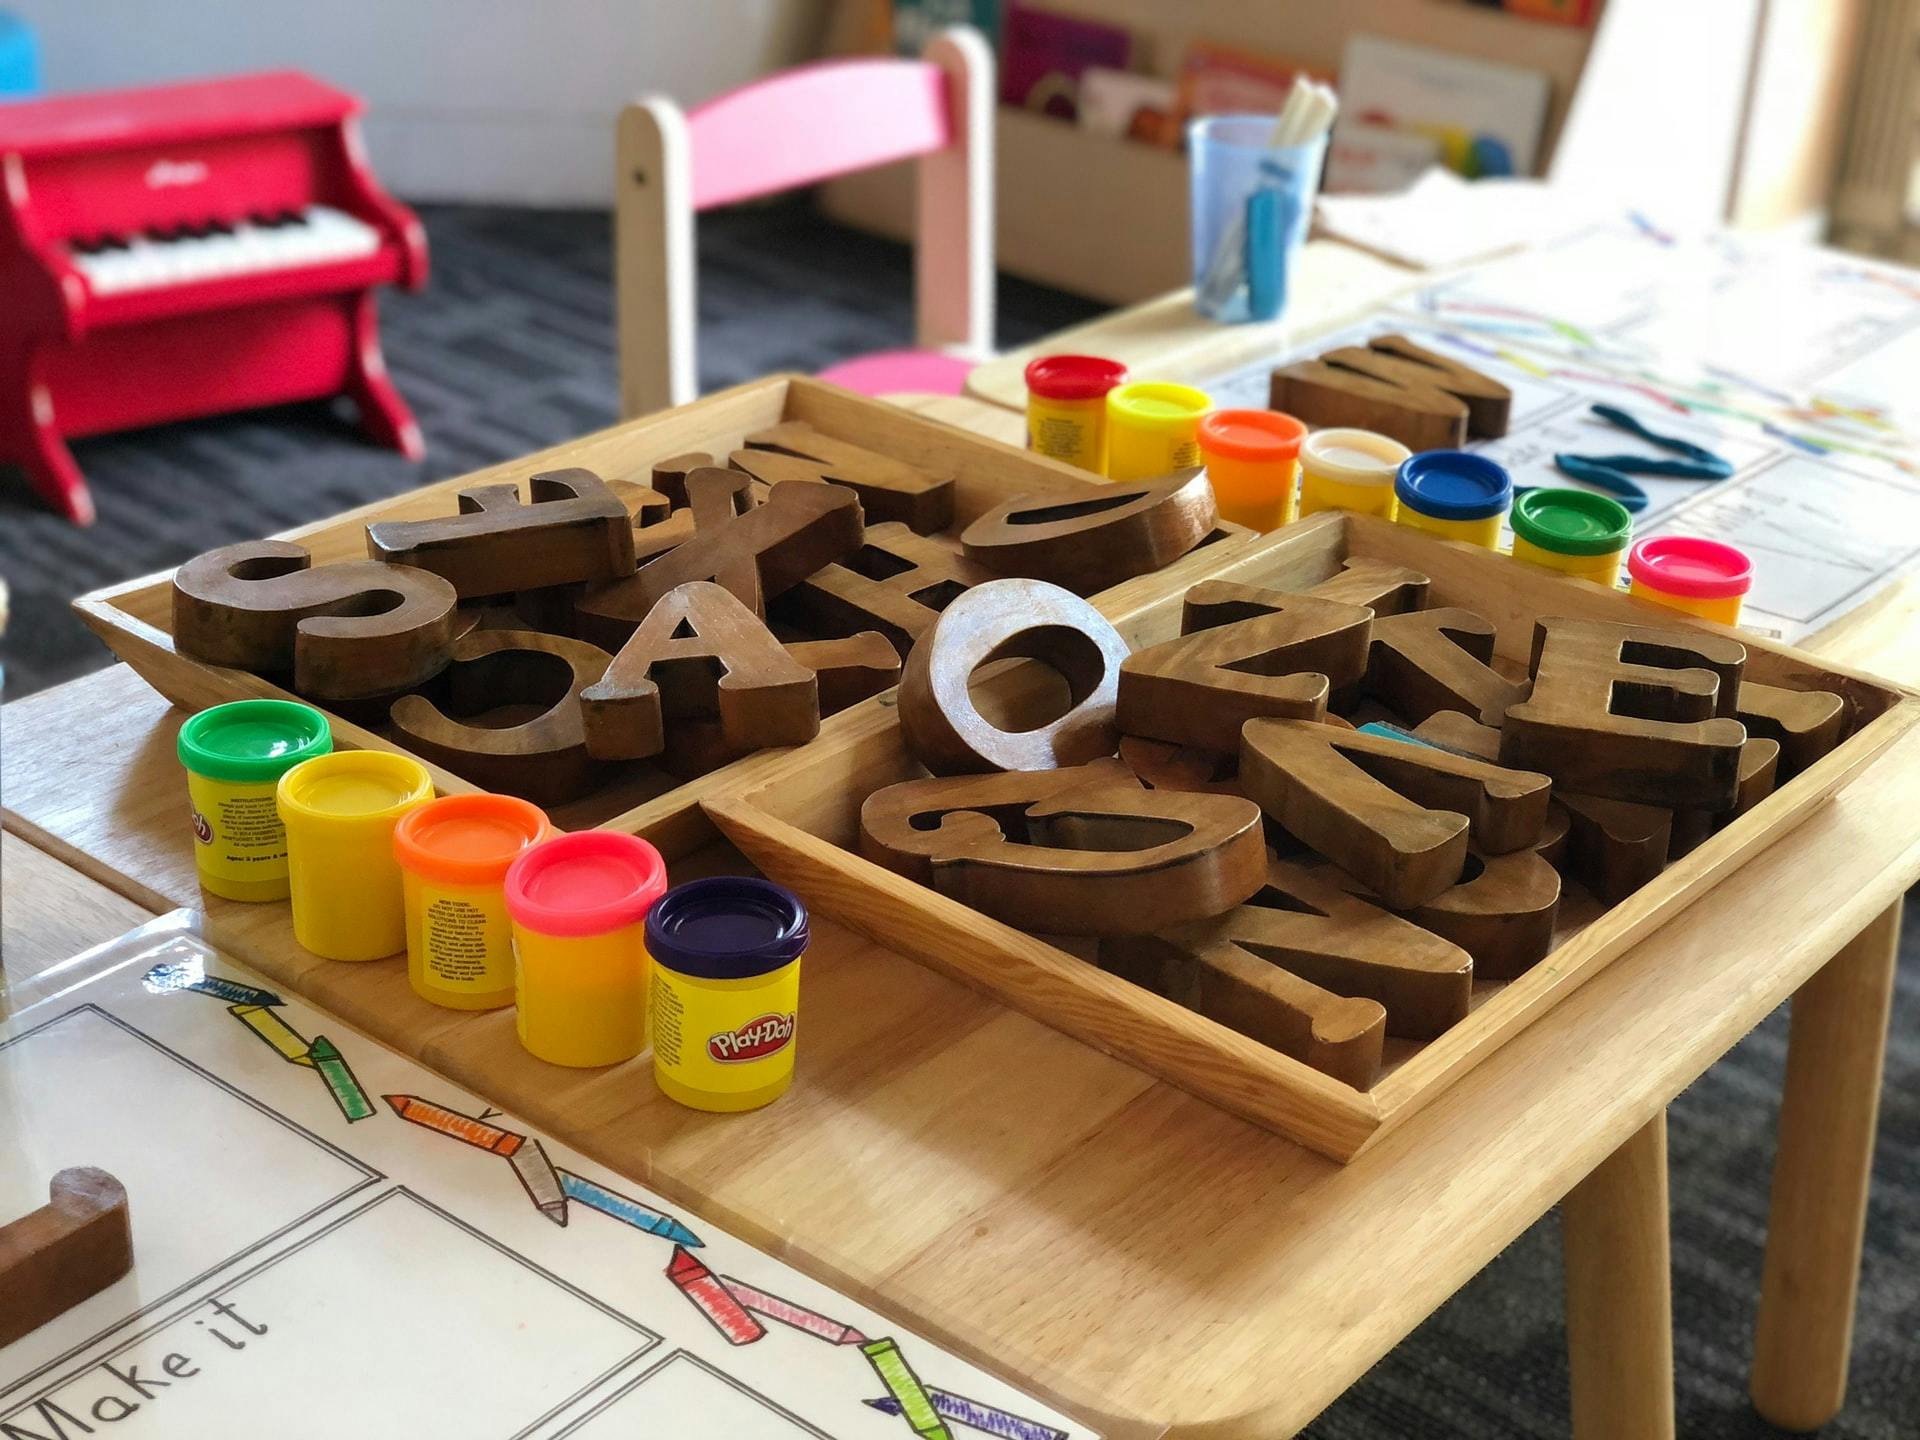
[
  {"left": 0, "top": 915, "right": 1096, "bottom": 1440},
  {"left": 1314, "top": 170, "right": 1601, "bottom": 272}
]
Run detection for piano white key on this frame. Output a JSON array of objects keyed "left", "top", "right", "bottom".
[{"left": 70, "top": 204, "right": 382, "bottom": 295}]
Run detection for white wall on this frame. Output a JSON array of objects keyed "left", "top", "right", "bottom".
[{"left": 12, "top": 0, "right": 829, "bottom": 205}]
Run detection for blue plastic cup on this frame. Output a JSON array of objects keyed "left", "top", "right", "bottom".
[{"left": 1190, "top": 115, "right": 1327, "bottom": 324}]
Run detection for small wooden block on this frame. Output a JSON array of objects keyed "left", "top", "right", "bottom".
[
  {"left": 651, "top": 451, "right": 729, "bottom": 509},
  {"left": 366, "top": 468, "right": 640, "bottom": 597},
  {"left": 1409, "top": 710, "right": 1501, "bottom": 761},
  {"left": 1364, "top": 606, "right": 1528, "bottom": 727},
  {"left": 1117, "top": 586, "right": 1369, "bottom": 753},
  {"left": 774, "top": 522, "right": 996, "bottom": 657},
  {"left": 0, "top": 1167, "right": 133, "bottom": 1348},
  {"left": 1351, "top": 848, "right": 1561, "bottom": 983},
  {"left": 861, "top": 760, "right": 1268, "bottom": 936},
  {"left": 1361, "top": 333, "right": 1513, "bottom": 437},
  {"left": 740, "top": 420, "right": 955, "bottom": 534},
  {"left": 1271, "top": 359, "right": 1465, "bottom": 451},
  {"left": 390, "top": 629, "right": 614, "bottom": 804},
  {"left": 1240, "top": 717, "right": 1551, "bottom": 908},
  {"left": 1670, "top": 736, "right": 1780, "bottom": 857},
  {"left": 576, "top": 472, "right": 864, "bottom": 647},
  {"left": 1557, "top": 791, "right": 1672, "bottom": 905},
  {"left": 173, "top": 540, "right": 460, "bottom": 702},
  {"left": 580, "top": 581, "right": 818, "bottom": 761},
  {"left": 899, "top": 578, "right": 1131, "bottom": 774},
  {"left": 960, "top": 469, "right": 1217, "bottom": 595},
  {"left": 1305, "top": 556, "right": 1431, "bottom": 615},
  {"left": 1500, "top": 616, "right": 1748, "bottom": 810},
  {"left": 1736, "top": 678, "right": 1847, "bottom": 777},
  {"left": 788, "top": 632, "right": 901, "bottom": 716}
]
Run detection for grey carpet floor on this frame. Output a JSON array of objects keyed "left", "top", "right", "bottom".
[{"left": 1, "top": 202, "right": 1914, "bottom": 1437}]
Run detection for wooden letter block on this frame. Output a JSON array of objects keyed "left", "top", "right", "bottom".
[
  {"left": 788, "top": 632, "right": 901, "bottom": 716},
  {"left": 366, "top": 468, "right": 639, "bottom": 597},
  {"left": 580, "top": 581, "right": 818, "bottom": 761},
  {"left": 1305, "top": 556, "right": 1431, "bottom": 615},
  {"left": 1736, "top": 678, "right": 1847, "bottom": 777},
  {"left": 173, "top": 540, "right": 459, "bottom": 702},
  {"left": 1117, "top": 587, "right": 1370, "bottom": 753},
  {"left": 1364, "top": 607, "right": 1527, "bottom": 726},
  {"left": 899, "top": 579, "right": 1131, "bottom": 774},
  {"left": 650, "top": 451, "right": 731, "bottom": 509},
  {"left": 1117, "top": 736, "right": 1242, "bottom": 796},
  {"left": 1557, "top": 791, "right": 1672, "bottom": 904},
  {"left": 960, "top": 469, "right": 1216, "bottom": 595},
  {"left": 576, "top": 470, "right": 864, "bottom": 646},
  {"left": 1352, "top": 849, "right": 1561, "bottom": 982},
  {"left": 1410, "top": 710, "right": 1501, "bottom": 761},
  {"left": 1670, "top": 736, "right": 1780, "bottom": 857},
  {"left": 1240, "top": 718, "right": 1551, "bottom": 908},
  {"left": 1, "top": 1167, "right": 133, "bottom": 1348},
  {"left": 860, "top": 761, "right": 1267, "bottom": 936},
  {"left": 390, "top": 630, "right": 613, "bottom": 804},
  {"left": 1269, "top": 332, "right": 1511, "bottom": 449},
  {"left": 1500, "top": 616, "right": 1747, "bottom": 809},
  {"left": 740, "top": 420, "right": 954, "bottom": 533},
  {"left": 774, "top": 522, "right": 996, "bottom": 657}
]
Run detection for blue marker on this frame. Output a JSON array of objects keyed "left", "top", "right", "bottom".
[
  {"left": 143, "top": 962, "right": 282, "bottom": 1007},
  {"left": 865, "top": 1388, "right": 1068, "bottom": 1440},
  {"left": 557, "top": 1170, "right": 703, "bottom": 1247}
]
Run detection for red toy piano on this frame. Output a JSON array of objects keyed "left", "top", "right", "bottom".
[{"left": 0, "top": 70, "right": 428, "bottom": 525}]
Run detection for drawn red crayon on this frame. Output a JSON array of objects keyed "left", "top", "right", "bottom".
[{"left": 666, "top": 1245, "right": 765, "bottom": 1345}]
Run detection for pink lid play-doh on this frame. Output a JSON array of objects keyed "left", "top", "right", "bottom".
[
  {"left": 1628, "top": 536, "right": 1754, "bottom": 600},
  {"left": 504, "top": 831, "right": 668, "bottom": 939}
]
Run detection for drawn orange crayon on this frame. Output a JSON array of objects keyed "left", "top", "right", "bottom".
[
  {"left": 719, "top": 1276, "right": 867, "bottom": 1346},
  {"left": 384, "top": 1094, "right": 526, "bottom": 1155},
  {"left": 666, "top": 1246, "right": 764, "bottom": 1345}
]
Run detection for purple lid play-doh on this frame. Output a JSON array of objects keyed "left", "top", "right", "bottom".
[{"left": 645, "top": 877, "right": 809, "bottom": 981}]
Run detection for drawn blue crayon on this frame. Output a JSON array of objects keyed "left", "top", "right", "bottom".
[
  {"left": 144, "top": 962, "right": 282, "bottom": 1007},
  {"left": 558, "top": 1170, "right": 702, "bottom": 1247},
  {"left": 865, "top": 1388, "right": 1068, "bottom": 1440}
]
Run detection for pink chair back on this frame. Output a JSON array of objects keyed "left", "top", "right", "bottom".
[{"left": 687, "top": 59, "right": 952, "bottom": 211}]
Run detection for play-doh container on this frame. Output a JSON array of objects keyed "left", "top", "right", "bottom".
[
  {"left": 1298, "top": 428, "right": 1410, "bottom": 519},
  {"left": 1025, "top": 354, "right": 1127, "bottom": 473},
  {"left": 1393, "top": 450, "right": 1511, "bottom": 549},
  {"left": 177, "top": 699, "right": 331, "bottom": 902},
  {"left": 277, "top": 751, "right": 433, "bottom": 961},
  {"left": 505, "top": 831, "right": 668, "bottom": 1068},
  {"left": 1510, "top": 488, "right": 1633, "bottom": 586},
  {"left": 646, "top": 877, "right": 808, "bottom": 1113},
  {"left": 395, "top": 794, "right": 554, "bottom": 1011},
  {"left": 1104, "top": 380, "right": 1212, "bottom": 481},
  {"left": 1198, "top": 408, "right": 1306, "bottom": 531},
  {"left": 1628, "top": 536, "right": 1754, "bottom": 625}
]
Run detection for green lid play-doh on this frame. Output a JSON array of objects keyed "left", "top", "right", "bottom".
[
  {"left": 178, "top": 700, "right": 332, "bottom": 784},
  {"left": 1511, "top": 488, "right": 1633, "bottom": 557}
]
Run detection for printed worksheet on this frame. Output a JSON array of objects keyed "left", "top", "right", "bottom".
[{"left": 1, "top": 916, "right": 1098, "bottom": 1440}]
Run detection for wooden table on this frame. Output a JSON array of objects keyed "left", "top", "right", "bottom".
[
  {"left": 954, "top": 259, "right": 1918, "bottom": 1433},
  {"left": 5, "top": 649, "right": 1913, "bottom": 1437}
]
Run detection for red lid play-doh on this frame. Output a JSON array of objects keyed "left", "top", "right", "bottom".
[
  {"left": 504, "top": 831, "right": 668, "bottom": 939},
  {"left": 1628, "top": 536, "right": 1753, "bottom": 600},
  {"left": 1025, "top": 354, "right": 1127, "bottom": 401}
]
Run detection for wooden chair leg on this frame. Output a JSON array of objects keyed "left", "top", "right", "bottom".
[
  {"left": 1751, "top": 899, "right": 1901, "bottom": 1431},
  {"left": 1563, "top": 1111, "right": 1675, "bottom": 1440}
]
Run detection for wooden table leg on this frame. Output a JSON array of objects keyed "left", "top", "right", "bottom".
[
  {"left": 1750, "top": 899, "right": 1902, "bottom": 1431},
  {"left": 1563, "top": 1111, "right": 1675, "bottom": 1440}
]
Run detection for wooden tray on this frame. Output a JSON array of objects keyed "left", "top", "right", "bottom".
[
  {"left": 702, "top": 512, "right": 1920, "bottom": 1162},
  {"left": 74, "top": 376, "right": 1246, "bottom": 851}
]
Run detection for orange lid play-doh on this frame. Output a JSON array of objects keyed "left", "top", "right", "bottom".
[
  {"left": 394, "top": 794, "right": 554, "bottom": 888},
  {"left": 1199, "top": 409, "right": 1307, "bottom": 463}
]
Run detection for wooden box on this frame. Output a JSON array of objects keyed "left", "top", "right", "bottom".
[
  {"left": 73, "top": 376, "right": 1244, "bottom": 852},
  {"left": 702, "top": 512, "right": 1919, "bottom": 1161}
]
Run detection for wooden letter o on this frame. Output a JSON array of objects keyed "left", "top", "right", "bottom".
[{"left": 897, "top": 578, "right": 1131, "bottom": 774}]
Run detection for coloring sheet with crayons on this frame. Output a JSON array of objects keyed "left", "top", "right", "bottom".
[
  {"left": 1201, "top": 224, "right": 1920, "bottom": 641},
  {"left": 1, "top": 915, "right": 1099, "bottom": 1440}
]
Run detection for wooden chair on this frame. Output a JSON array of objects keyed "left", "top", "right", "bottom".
[{"left": 616, "top": 27, "right": 994, "bottom": 418}]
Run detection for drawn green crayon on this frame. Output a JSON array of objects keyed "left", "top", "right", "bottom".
[
  {"left": 307, "top": 1036, "right": 374, "bottom": 1122},
  {"left": 861, "top": 1337, "right": 951, "bottom": 1440}
]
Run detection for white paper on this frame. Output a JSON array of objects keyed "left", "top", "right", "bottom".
[{"left": 1, "top": 921, "right": 1098, "bottom": 1440}]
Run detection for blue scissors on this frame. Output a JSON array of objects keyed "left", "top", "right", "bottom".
[{"left": 1544, "top": 404, "right": 1733, "bottom": 512}]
